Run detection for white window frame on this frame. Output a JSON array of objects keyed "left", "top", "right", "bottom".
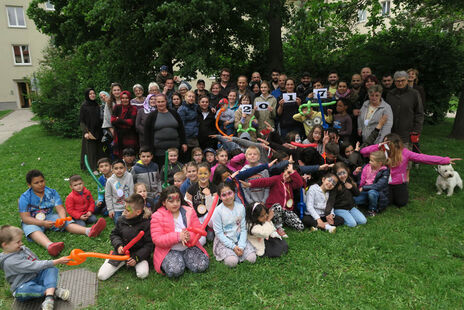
[
  {"left": 6, "top": 6, "right": 26, "bottom": 28},
  {"left": 381, "top": 1, "right": 391, "bottom": 16},
  {"left": 12, "top": 45, "right": 32, "bottom": 66},
  {"left": 358, "top": 9, "right": 367, "bottom": 23},
  {"left": 44, "top": 1, "right": 55, "bottom": 11}
]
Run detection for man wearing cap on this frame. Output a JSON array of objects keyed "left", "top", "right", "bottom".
[
  {"left": 156, "top": 65, "right": 173, "bottom": 90},
  {"left": 296, "top": 72, "right": 312, "bottom": 99},
  {"left": 194, "top": 79, "right": 209, "bottom": 103}
]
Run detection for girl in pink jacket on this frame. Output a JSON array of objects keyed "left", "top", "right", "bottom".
[
  {"left": 360, "top": 133, "right": 461, "bottom": 207},
  {"left": 150, "top": 186, "right": 209, "bottom": 277}
]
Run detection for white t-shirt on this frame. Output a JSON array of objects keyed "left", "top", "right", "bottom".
[{"left": 171, "top": 214, "right": 187, "bottom": 251}]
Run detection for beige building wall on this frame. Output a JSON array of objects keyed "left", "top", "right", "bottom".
[{"left": 0, "top": 0, "right": 50, "bottom": 109}]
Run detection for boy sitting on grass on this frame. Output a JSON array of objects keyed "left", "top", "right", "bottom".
[
  {"left": 131, "top": 147, "right": 161, "bottom": 201},
  {"left": 18, "top": 170, "right": 106, "bottom": 256},
  {"left": 65, "top": 175, "right": 97, "bottom": 227},
  {"left": 0, "top": 225, "right": 71, "bottom": 310}
]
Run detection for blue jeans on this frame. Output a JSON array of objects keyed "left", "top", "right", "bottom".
[
  {"left": 334, "top": 208, "right": 367, "bottom": 227},
  {"left": 113, "top": 211, "right": 123, "bottom": 224},
  {"left": 353, "top": 190, "right": 379, "bottom": 212},
  {"left": 74, "top": 214, "right": 97, "bottom": 227},
  {"left": 14, "top": 267, "right": 58, "bottom": 301}
]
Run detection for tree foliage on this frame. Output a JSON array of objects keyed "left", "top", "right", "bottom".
[{"left": 284, "top": 0, "right": 464, "bottom": 123}]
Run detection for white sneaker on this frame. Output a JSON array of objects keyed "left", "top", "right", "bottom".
[
  {"left": 325, "top": 224, "right": 336, "bottom": 234},
  {"left": 41, "top": 298, "right": 54, "bottom": 310},
  {"left": 55, "top": 288, "right": 70, "bottom": 301}
]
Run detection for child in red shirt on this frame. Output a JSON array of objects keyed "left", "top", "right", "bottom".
[{"left": 65, "top": 175, "right": 97, "bottom": 227}]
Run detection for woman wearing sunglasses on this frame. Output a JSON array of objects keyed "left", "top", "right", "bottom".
[{"left": 211, "top": 182, "right": 256, "bottom": 268}]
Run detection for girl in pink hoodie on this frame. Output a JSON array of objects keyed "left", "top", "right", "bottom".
[
  {"left": 360, "top": 133, "right": 461, "bottom": 207},
  {"left": 150, "top": 186, "right": 209, "bottom": 277}
]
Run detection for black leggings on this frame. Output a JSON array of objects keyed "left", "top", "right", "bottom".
[
  {"left": 263, "top": 238, "right": 288, "bottom": 258},
  {"left": 302, "top": 215, "right": 344, "bottom": 228},
  {"left": 389, "top": 183, "right": 409, "bottom": 207}
]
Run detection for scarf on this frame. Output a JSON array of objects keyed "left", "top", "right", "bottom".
[
  {"left": 143, "top": 94, "right": 157, "bottom": 114},
  {"left": 335, "top": 88, "right": 351, "bottom": 99}
]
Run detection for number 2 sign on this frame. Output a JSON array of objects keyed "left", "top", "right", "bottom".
[
  {"left": 313, "top": 88, "right": 328, "bottom": 99},
  {"left": 241, "top": 104, "right": 252, "bottom": 115}
]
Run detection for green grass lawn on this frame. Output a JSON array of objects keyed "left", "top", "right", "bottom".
[
  {"left": 1, "top": 122, "right": 464, "bottom": 309},
  {"left": 0, "top": 110, "right": 12, "bottom": 120}
]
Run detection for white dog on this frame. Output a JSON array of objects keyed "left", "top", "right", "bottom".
[{"left": 436, "top": 164, "right": 462, "bottom": 196}]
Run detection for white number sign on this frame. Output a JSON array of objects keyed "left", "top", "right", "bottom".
[
  {"left": 313, "top": 88, "right": 328, "bottom": 99},
  {"left": 256, "top": 102, "right": 269, "bottom": 111},
  {"left": 241, "top": 104, "right": 252, "bottom": 115},
  {"left": 283, "top": 93, "right": 297, "bottom": 103}
]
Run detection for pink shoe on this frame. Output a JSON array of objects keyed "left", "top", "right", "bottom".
[
  {"left": 89, "top": 218, "right": 106, "bottom": 237},
  {"left": 47, "top": 242, "right": 64, "bottom": 256}
]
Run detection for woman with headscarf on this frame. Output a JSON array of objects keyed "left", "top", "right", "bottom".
[
  {"left": 136, "top": 93, "right": 157, "bottom": 148},
  {"left": 111, "top": 90, "right": 138, "bottom": 158},
  {"left": 80, "top": 88, "right": 103, "bottom": 171}
]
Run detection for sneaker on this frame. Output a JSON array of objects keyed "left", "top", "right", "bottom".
[
  {"left": 55, "top": 288, "right": 70, "bottom": 301},
  {"left": 41, "top": 297, "right": 54, "bottom": 310},
  {"left": 47, "top": 242, "right": 64, "bottom": 256},
  {"left": 368, "top": 210, "right": 377, "bottom": 217},
  {"left": 326, "top": 225, "right": 336, "bottom": 234},
  {"left": 309, "top": 227, "right": 318, "bottom": 232},
  {"left": 89, "top": 218, "right": 106, "bottom": 237},
  {"left": 276, "top": 227, "right": 288, "bottom": 238}
]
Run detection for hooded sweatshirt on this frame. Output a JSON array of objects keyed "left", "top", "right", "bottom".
[
  {"left": 0, "top": 246, "right": 54, "bottom": 293},
  {"left": 105, "top": 171, "right": 134, "bottom": 213}
]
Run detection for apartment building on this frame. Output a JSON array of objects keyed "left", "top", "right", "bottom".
[{"left": 0, "top": 0, "right": 51, "bottom": 110}]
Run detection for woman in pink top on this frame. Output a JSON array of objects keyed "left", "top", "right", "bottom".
[
  {"left": 360, "top": 133, "right": 461, "bottom": 207},
  {"left": 150, "top": 186, "right": 209, "bottom": 277}
]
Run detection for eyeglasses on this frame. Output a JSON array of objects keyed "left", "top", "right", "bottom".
[
  {"left": 336, "top": 171, "right": 347, "bottom": 176},
  {"left": 395, "top": 79, "right": 407, "bottom": 83},
  {"left": 326, "top": 177, "right": 338, "bottom": 186},
  {"left": 166, "top": 194, "right": 180, "bottom": 203},
  {"left": 220, "top": 190, "right": 234, "bottom": 198}
]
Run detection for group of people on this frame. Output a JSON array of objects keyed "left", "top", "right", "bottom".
[{"left": 1, "top": 66, "right": 460, "bottom": 310}]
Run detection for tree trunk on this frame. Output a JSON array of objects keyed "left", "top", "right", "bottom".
[
  {"left": 267, "top": 0, "right": 284, "bottom": 75},
  {"left": 450, "top": 80, "right": 464, "bottom": 139}
]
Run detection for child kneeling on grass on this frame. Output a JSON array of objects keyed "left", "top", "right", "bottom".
[
  {"left": 98, "top": 194, "right": 153, "bottom": 280},
  {"left": 19, "top": 170, "right": 106, "bottom": 257},
  {"left": 212, "top": 182, "right": 256, "bottom": 268},
  {"left": 302, "top": 173, "right": 344, "bottom": 233},
  {"left": 151, "top": 186, "right": 209, "bottom": 278},
  {"left": 0, "top": 225, "right": 71, "bottom": 310},
  {"left": 246, "top": 203, "right": 288, "bottom": 258}
]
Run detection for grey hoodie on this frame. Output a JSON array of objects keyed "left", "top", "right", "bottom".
[
  {"left": 105, "top": 171, "right": 134, "bottom": 213},
  {"left": 0, "top": 246, "right": 54, "bottom": 293}
]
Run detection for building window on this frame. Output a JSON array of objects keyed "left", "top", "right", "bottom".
[
  {"left": 13, "top": 45, "right": 31, "bottom": 65},
  {"left": 358, "top": 9, "right": 367, "bottom": 23},
  {"left": 381, "top": 1, "right": 391, "bottom": 16},
  {"left": 6, "top": 6, "right": 26, "bottom": 28},
  {"left": 45, "top": 1, "right": 55, "bottom": 11}
]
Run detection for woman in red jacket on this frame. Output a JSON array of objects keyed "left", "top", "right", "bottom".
[
  {"left": 111, "top": 90, "right": 138, "bottom": 158},
  {"left": 150, "top": 186, "right": 209, "bottom": 277},
  {"left": 240, "top": 163, "right": 305, "bottom": 237}
]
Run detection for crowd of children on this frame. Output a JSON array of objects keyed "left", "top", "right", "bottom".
[{"left": 2, "top": 66, "right": 461, "bottom": 309}]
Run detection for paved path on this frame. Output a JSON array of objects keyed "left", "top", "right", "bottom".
[{"left": 0, "top": 109, "right": 38, "bottom": 144}]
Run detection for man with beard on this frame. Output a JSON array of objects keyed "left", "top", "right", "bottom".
[
  {"left": 270, "top": 70, "right": 280, "bottom": 91},
  {"left": 296, "top": 72, "right": 312, "bottom": 99},
  {"left": 327, "top": 71, "right": 339, "bottom": 97},
  {"left": 271, "top": 73, "right": 287, "bottom": 98},
  {"left": 381, "top": 73, "right": 395, "bottom": 100}
]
